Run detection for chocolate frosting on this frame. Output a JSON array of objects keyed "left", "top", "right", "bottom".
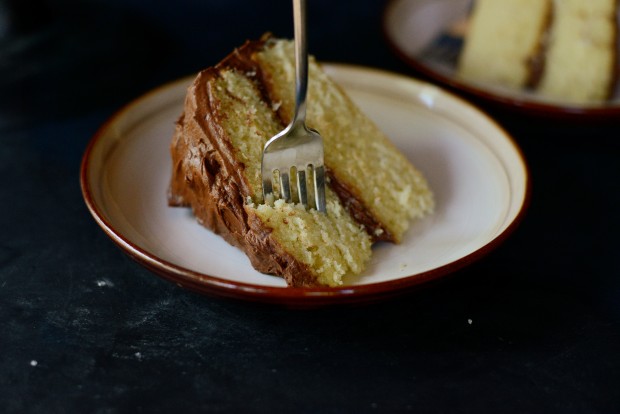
[{"left": 168, "top": 36, "right": 389, "bottom": 286}]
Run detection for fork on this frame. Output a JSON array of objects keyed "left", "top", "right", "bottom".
[{"left": 261, "top": 0, "right": 327, "bottom": 213}]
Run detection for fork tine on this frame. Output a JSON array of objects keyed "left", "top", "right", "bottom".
[
  {"left": 297, "top": 168, "right": 308, "bottom": 206},
  {"left": 313, "top": 165, "right": 326, "bottom": 212},
  {"left": 262, "top": 170, "right": 273, "bottom": 201},
  {"left": 280, "top": 169, "right": 291, "bottom": 202}
]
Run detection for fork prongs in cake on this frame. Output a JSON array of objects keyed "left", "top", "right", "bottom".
[
  {"left": 262, "top": 157, "right": 326, "bottom": 212},
  {"left": 311, "top": 164, "right": 326, "bottom": 211}
]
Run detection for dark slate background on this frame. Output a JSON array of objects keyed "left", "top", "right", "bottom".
[{"left": 1, "top": 0, "right": 619, "bottom": 412}]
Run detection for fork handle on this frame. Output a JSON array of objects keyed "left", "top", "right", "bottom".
[{"left": 292, "top": 0, "right": 308, "bottom": 128}]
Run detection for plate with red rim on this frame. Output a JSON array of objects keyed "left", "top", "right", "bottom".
[
  {"left": 80, "top": 63, "right": 530, "bottom": 307},
  {"left": 382, "top": 0, "right": 620, "bottom": 120}
]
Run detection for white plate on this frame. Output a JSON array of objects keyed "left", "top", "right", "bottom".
[
  {"left": 383, "top": 0, "right": 620, "bottom": 119},
  {"left": 80, "top": 64, "right": 529, "bottom": 306}
]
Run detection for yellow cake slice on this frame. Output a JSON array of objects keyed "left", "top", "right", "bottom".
[
  {"left": 537, "top": 0, "right": 618, "bottom": 103},
  {"left": 168, "top": 35, "right": 434, "bottom": 287}
]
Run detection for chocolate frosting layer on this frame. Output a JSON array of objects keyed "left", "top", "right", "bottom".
[{"left": 326, "top": 171, "right": 392, "bottom": 242}]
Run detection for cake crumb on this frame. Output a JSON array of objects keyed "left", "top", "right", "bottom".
[
  {"left": 96, "top": 278, "right": 114, "bottom": 288},
  {"left": 30, "top": 360, "right": 38, "bottom": 367}
]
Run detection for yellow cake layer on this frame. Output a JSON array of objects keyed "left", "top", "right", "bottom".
[{"left": 537, "top": 0, "right": 617, "bottom": 103}]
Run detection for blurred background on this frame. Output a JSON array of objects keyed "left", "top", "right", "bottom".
[{"left": 0, "top": 0, "right": 398, "bottom": 131}]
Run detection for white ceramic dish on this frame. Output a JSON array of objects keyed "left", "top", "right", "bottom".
[
  {"left": 80, "top": 64, "right": 529, "bottom": 306},
  {"left": 383, "top": 0, "right": 620, "bottom": 119}
]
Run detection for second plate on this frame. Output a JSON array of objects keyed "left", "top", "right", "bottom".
[{"left": 383, "top": 0, "right": 620, "bottom": 119}]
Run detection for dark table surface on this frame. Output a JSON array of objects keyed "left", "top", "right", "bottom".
[{"left": 2, "top": 0, "right": 620, "bottom": 412}]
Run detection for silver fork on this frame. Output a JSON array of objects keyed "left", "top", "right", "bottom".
[{"left": 261, "top": 0, "right": 327, "bottom": 213}]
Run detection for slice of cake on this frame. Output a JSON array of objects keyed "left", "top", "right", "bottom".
[
  {"left": 457, "top": 0, "right": 552, "bottom": 88},
  {"left": 537, "top": 0, "right": 618, "bottom": 104},
  {"left": 168, "top": 35, "right": 434, "bottom": 287}
]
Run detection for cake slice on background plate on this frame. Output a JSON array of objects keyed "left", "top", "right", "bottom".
[{"left": 537, "top": 0, "right": 618, "bottom": 104}]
